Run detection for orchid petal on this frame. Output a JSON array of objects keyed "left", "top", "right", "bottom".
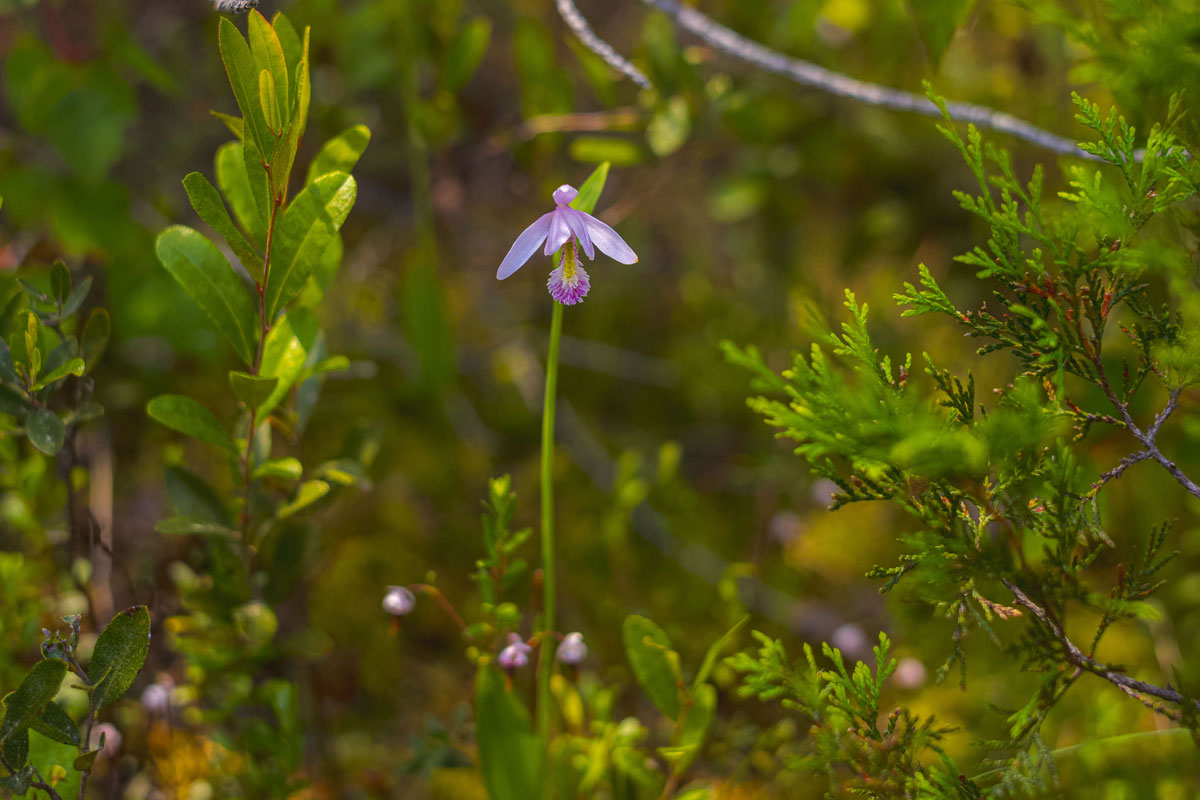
[
  {"left": 543, "top": 208, "right": 573, "bottom": 256},
  {"left": 497, "top": 213, "right": 552, "bottom": 279},
  {"left": 581, "top": 213, "right": 638, "bottom": 264},
  {"left": 552, "top": 184, "right": 579, "bottom": 206},
  {"left": 563, "top": 208, "right": 595, "bottom": 259}
]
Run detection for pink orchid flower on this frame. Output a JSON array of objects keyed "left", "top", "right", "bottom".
[{"left": 496, "top": 184, "right": 638, "bottom": 305}]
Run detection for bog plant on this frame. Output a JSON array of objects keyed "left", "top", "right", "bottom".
[
  {"left": 724, "top": 92, "right": 1200, "bottom": 795},
  {"left": 1, "top": 607, "right": 150, "bottom": 799},
  {"left": 4, "top": 2, "right": 1200, "bottom": 798},
  {"left": 392, "top": 92, "right": 1200, "bottom": 800},
  {"left": 0, "top": 253, "right": 140, "bottom": 800},
  {"left": 144, "top": 10, "right": 373, "bottom": 796}
]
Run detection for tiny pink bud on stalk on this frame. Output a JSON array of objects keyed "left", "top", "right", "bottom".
[
  {"left": 91, "top": 723, "right": 122, "bottom": 759},
  {"left": 555, "top": 632, "right": 587, "bottom": 665},
  {"left": 498, "top": 632, "right": 532, "bottom": 671},
  {"left": 141, "top": 681, "right": 172, "bottom": 715},
  {"left": 496, "top": 184, "right": 638, "bottom": 304},
  {"left": 382, "top": 586, "right": 416, "bottom": 616}
]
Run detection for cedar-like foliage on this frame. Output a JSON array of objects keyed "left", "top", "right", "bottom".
[{"left": 727, "top": 93, "right": 1200, "bottom": 794}]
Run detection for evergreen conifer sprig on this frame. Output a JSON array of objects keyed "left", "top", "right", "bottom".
[{"left": 728, "top": 93, "right": 1200, "bottom": 793}]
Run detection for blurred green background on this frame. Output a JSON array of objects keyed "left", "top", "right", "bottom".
[{"left": 1, "top": 0, "right": 1199, "bottom": 797}]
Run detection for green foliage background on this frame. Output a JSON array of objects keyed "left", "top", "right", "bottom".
[{"left": 2, "top": 0, "right": 1200, "bottom": 797}]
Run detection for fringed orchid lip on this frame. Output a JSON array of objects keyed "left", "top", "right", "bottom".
[
  {"left": 548, "top": 243, "right": 591, "bottom": 305},
  {"left": 496, "top": 184, "right": 638, "bottom": 302}
]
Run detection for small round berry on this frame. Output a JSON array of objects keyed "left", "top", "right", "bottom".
[{"left": 382, "top": 586, "right": 416, "bottom": 616}]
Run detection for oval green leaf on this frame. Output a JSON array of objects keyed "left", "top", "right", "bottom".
[
  {"left": 0, "top": 659, "right": 67, "bottom": 745},
  {"left": 25, "top": 408, "right": 65, "bottom": 455},
  {"left": 305, "top": 125, "right": 371, "bottom": 186},
  {"left": 475, "top": 666, "right": 543, "bottom": 800},
  {"left": 147, "top": 394, "right": 237, "bottom": 453},
  {"left": 265, "top": 172, "right": 357, "bottom": 320},
  {"left": 88, "top": 606, "right": 151, "bottom": 709},
  {"left": 182, "top": 172, "right": 265, "bottom": 283},
  {"left": 155, "top": 226, "right": 258, "bottom": 365},
  {"left": 622, "top": 614, "right": 682, "bottom": 719}
]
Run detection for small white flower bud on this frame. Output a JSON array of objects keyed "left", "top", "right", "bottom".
[
  {"left": 498, "top": 632, "right": 532, "bottom": 670},
  {"left": 893, "top": 657, "right": 927, "bottom": 689},
  {"left": 382, "top": 586, "right": 416, "bottom": 616},
  {"left": 555, "top": 632, "right": 587, "bottom": 665},
  {"left": 141, "top": 683, "right": 171, "bottom": 715}
]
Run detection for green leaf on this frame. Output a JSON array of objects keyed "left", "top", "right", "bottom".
[
  {"left": 73, "top": 748, "right": 98, "bottom": 771},
  {"left": 622, "top": 614, "right": 682, "bottom": 719},
  {"left": 314, "top": 458, "right": 370, "bottom": 488},
  {"left": 252, "top": 456, "right": 302, "bottom": 480},
  {"left": 475, "top": 666, "right": 543, "bottom": 800},
  {"left": 210, "top": 110, "right": 243, "bottom": 140},
  {"left": 291, "top": 30, "right": 311, "bottom": 138},
  {"left": 258, "top": 307, "right": 318, "bottom": 418},
  {"left": 568, "top": 137, "right": 643, "bottom": 167},
  {"left": 88, "top": 606, "right": 151, "bottom": 709},
  {"left": 24, "top": 408, "right": 65, "bottom": 455},
  {"left": 242, "top": 131, "right": 272, "bottom": 237},
  {"left": 33, "top": 357, "right": 84, "bottom": 390},
  {"left": 443, "top": 17, "right": 492, "bottom": 92},
  {"left": 59, "top": 277, "right": 92, "bottom": 319},
  {"left": 301, "top": 354, "right": 350, "bottom": 380},
  {"left": 165, "top": 465, "right": 230, "bottom": 524},
  {"left": 182, "top": 172, "right": 265, "bottom": 283},
  {"left": 0, "top": 342, "right": 18, "bottom": 383},
  {"left": 9, "top": 310, "right": 42, "bottom": 375},
  {"left": 612, "top": 745, "right": 665, "bottom": 792},
  {"left": 646, "top": 96, "right": 691, "bottom": 157},
  {"left": 296, "top": 233, "right": 342, "bottom": 308},
  {"left": 0, "top": 387, "right": 30, "bottom": 420},
  {"left": 18, "top": 279, "right": 48, "bottom": 306},
  {"left": 229, "top": 371, "right": 279, "bottom": 411},
  {"left": 268, "top": 85, "right": 301, "bottom": 195},
  {"left": 694, "top": 614, "right": 749, "bottom": 689},
  {"left": 247, "top": 10, "right": 290, "bottom": 132},
  {"left": 665, "top": 682, "right": 716, "bottom": 774},
  {"left": 305, "top": 125, "right": 371, "bottom": 186},
  {"left": 155, "top": 226, "right": 258, "bottom": 364},
  {"left": 41, "top": 338, "right": 78, "bottom": 388},
  {"left": 0, "top": 659, "right": 67, "bottom": 746},
  {"left": 265, "top": 172, "right": 357, "bottom": 319},
  {"left": 258, "top": 69, "right": 280, "bottom": 134},
  {"left": 80, "top": 308, "right": 110, "bottom": 374},
  {"left": 908, "top": 0, "right": 976, "bottom": 67},
  {"left": 147, "top": 394, "right": 237, "bottom": 453},
  {"left": 29, "top": 702, "right": 78, "bottom": 748},
  {"left": 50, "top": 260, "right": 70, "bottom": 306},
  {"left": 219, "top": 16, "right": 272, "bottom": 161},
  {"left": 154, "top": 516, "right": 238, "bottom": 537},
  {"left": 1, "top": 729, "right": 28, "bottom": 773},
  {"left": 277, "top": 480, "right": 329, "bottom": 519},
  {"left": 272, "top": 12, "right": 304, "bottom": 77},
  {"left": 216, "top": 141, "right": 267, "bottom": 247},
  {"left": 0, "top": 764, "right": 32, "bottom": 794},
  {"left": 571, "top": 162, "right": 610, "bottom": 215}
]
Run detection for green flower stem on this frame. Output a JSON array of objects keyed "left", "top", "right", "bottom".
[{"left": 538, "top": 294, "right": 564, "bottom": 739}]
